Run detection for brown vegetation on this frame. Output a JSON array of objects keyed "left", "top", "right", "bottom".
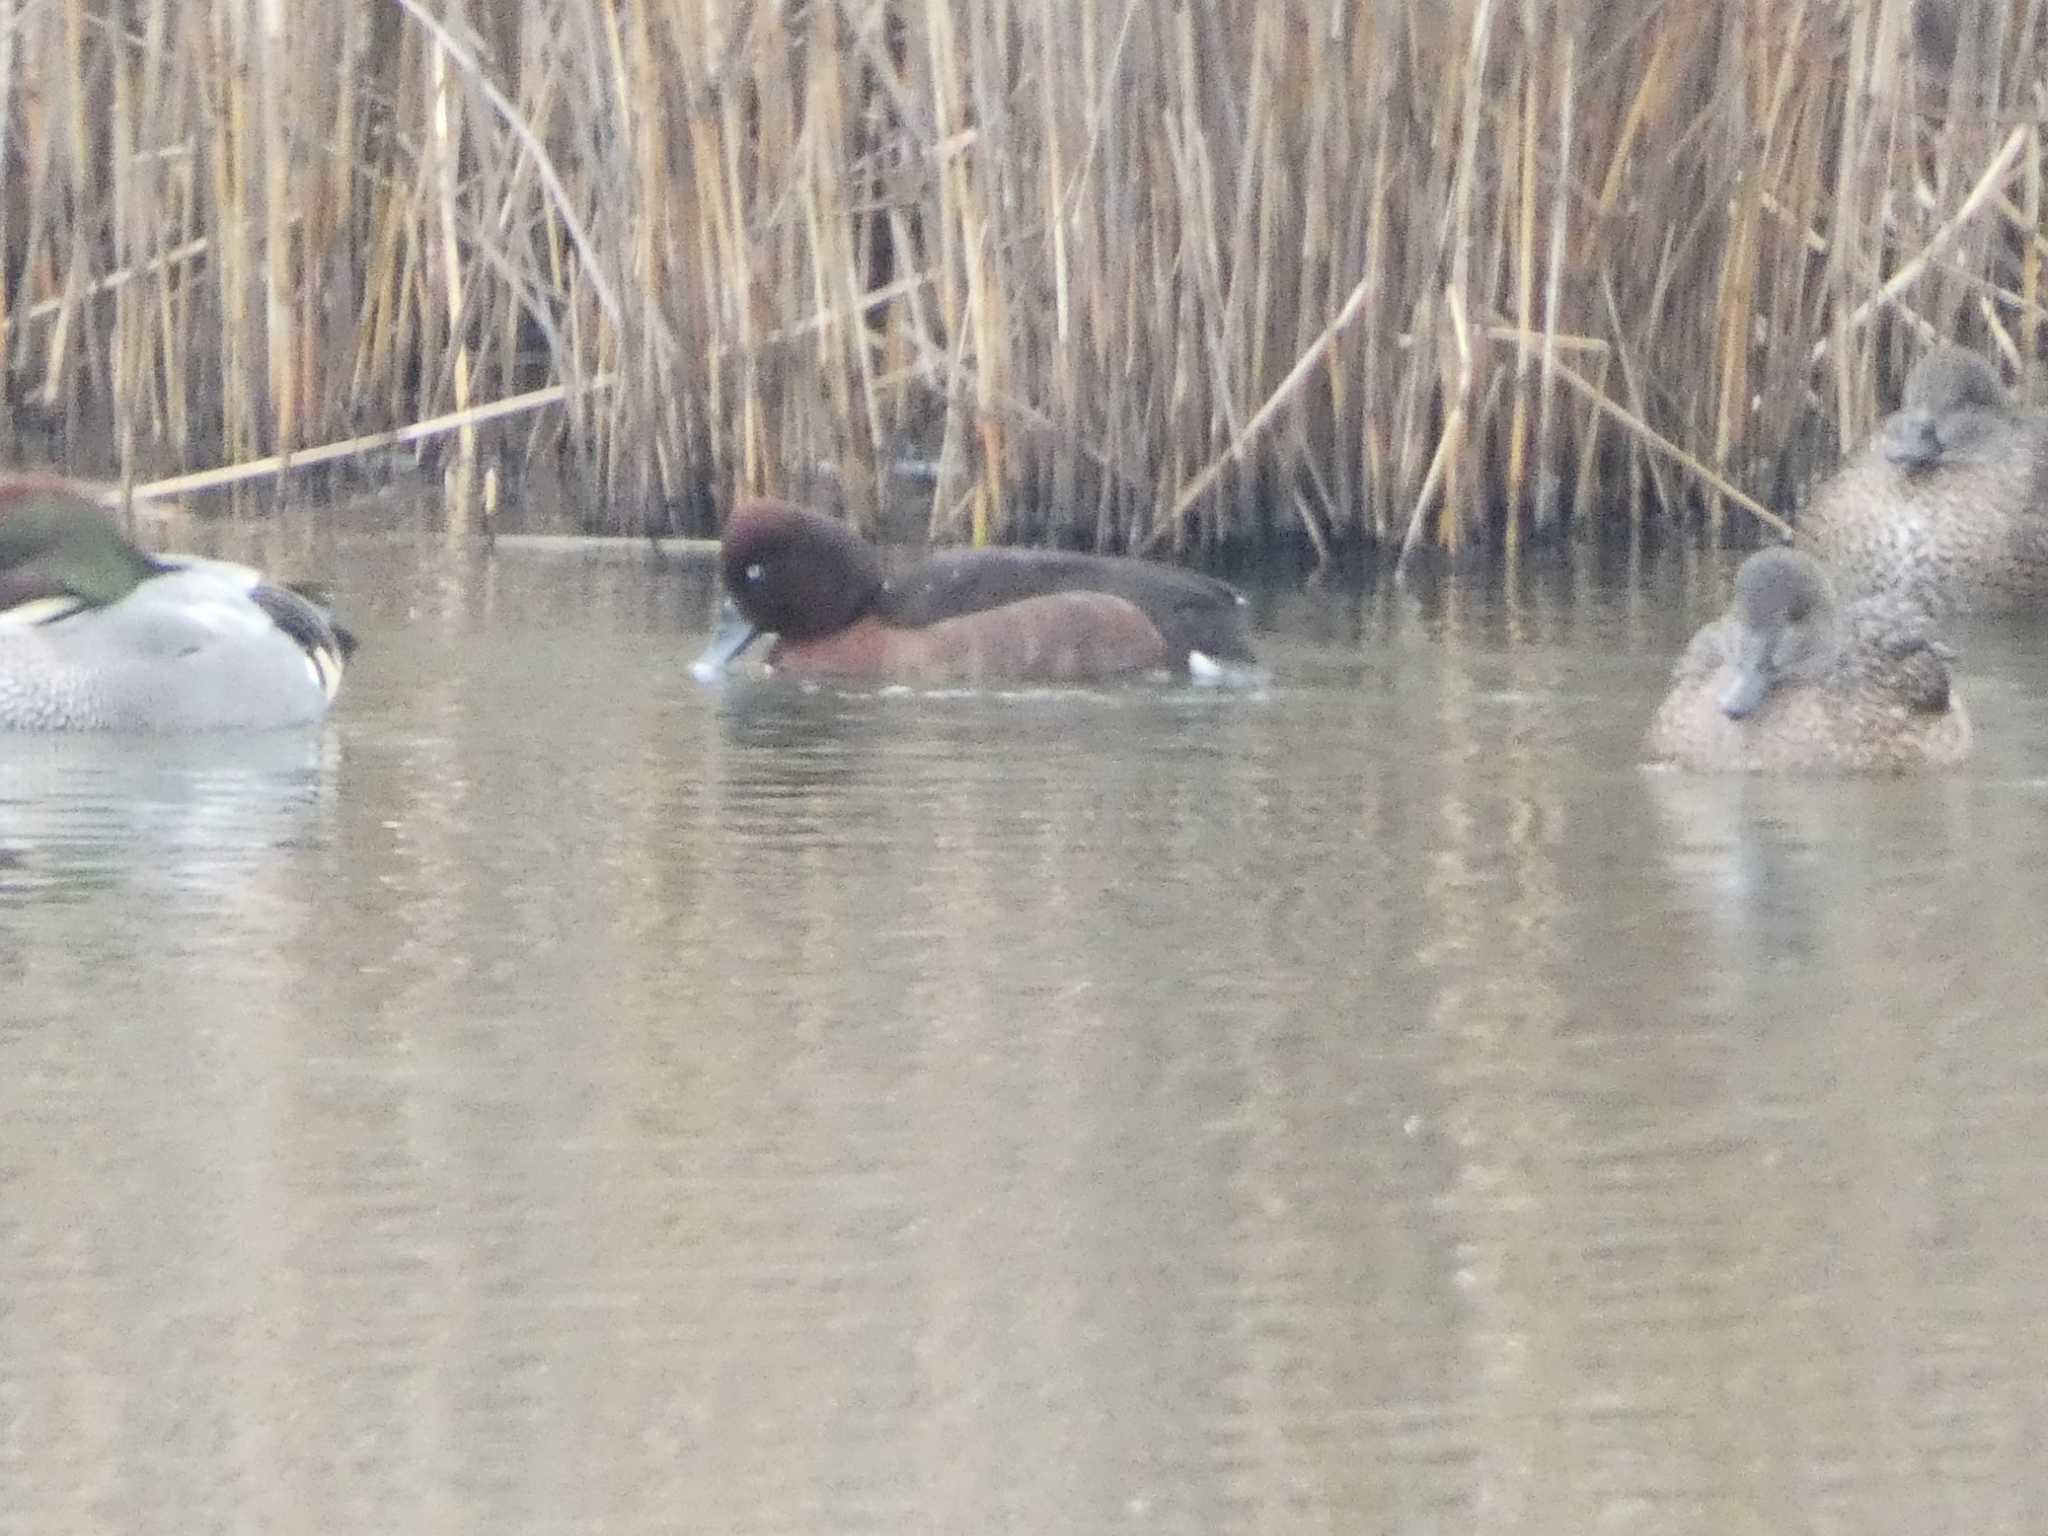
[{"left": 0, "top": 0, "right": 2040, "bottom": 560}]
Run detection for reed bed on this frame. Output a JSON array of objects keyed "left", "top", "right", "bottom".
[{"left": 0, "top": 0, "right": 2041, "bottom": 559}]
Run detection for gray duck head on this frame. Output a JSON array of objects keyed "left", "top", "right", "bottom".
[
  {"left": 1718, "top": 547, "right": 1839, "bottom": 719},
  {"left": 1880, "top": 344, "right": 2014, "bottom": 469}
]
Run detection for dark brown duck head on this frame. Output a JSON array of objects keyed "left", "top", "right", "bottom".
[
  {"left": 1718, "top": 547, "right": 1840, "bottom": 719},
  {"left": 719, "top": 497, "right": 889, "bottom": 642},
  {"left": 691, "top": 498, "right": 889, "bottom": 675},
  {"left": 1880, "top": 344, "right": 2015, "bottom": 469}
]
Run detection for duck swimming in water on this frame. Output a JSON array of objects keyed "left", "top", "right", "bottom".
[
  {"left": 1644, "top": 546, "right": 1969, "bottom": 774},
  {"left": 0, "top": 474, "right": 356, "bottom": 732},
  {"left": 693, "top": 497, "right": 1257, "bottom": 684},
  {"left": 1803, "top": 343, "right": 2048, "bottom": 614}
]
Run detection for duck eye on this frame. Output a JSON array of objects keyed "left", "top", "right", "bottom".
[{"left": 744, "top": 562, "right": 764, "bottom": 585}]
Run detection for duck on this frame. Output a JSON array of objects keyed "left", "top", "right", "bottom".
[
  {"left": 1643, "top": 545, "right": 1969, "bottom": 773},
  {"left": 1802, "top": 342, "right": 2048, "bottom": 613},
  {"left": 691, "top": 497, "right": 1257, "bottom": 684},
  {"left": 0, "top": 474, "right": 356, "bottom": 731}
]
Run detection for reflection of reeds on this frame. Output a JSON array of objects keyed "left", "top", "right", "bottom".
[{"left": 0, "top": 2, "right": 2037, "bottom": 554}]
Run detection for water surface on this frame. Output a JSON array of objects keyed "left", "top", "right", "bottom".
[{"left": 3, "top": 523, "right": 2046, "bottom": 1533}]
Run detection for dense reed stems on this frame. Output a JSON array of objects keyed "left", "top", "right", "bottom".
[{"left": 0, "top": 0, "right": 2041, "bottom": 558}]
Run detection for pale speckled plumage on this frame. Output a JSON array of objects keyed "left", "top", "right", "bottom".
[
  {"left": 1645, "top": 547, "right": 1970, "bottom": 774},
  {"left": 1802, "top": 343, "right": 2048, "bottom": 614},
  {"left": 0, "top": 480, "right": 353, "bottom": 732}
]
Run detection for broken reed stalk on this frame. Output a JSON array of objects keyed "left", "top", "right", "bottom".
[
  {"left": 0, "top": 1, "right": 2041, "bottom": 558},
  {"left": 130, "top": 375, "right": 616, "bottom": 501}
]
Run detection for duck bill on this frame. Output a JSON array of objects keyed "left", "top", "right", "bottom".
[
  {"left": 691, "top": 598, "right": 765, "bottom": 681},
  {"left": 1718, "top": 643, "right": 1774, "bottom": 720},
  {"left": 1880, "top": 410, "right": 1942, "bottom": 469}
]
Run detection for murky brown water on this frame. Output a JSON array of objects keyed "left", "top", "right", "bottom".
[{"left": 4, "top": 516, "right": 2048, "bottom": 1533}]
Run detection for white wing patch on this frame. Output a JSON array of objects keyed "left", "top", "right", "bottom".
[{"left": 0, "top": 596, "right": 89, "bottom": 628}]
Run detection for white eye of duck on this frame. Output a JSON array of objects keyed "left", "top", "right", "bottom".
[{"left": 745, "top": 562, "right": 764, "bottom": 584}]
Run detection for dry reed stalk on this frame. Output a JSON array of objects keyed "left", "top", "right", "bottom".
[
  {"left": 430, "top": 25, "right": 475, "bottom": 530},
  {"left": 1811, "top": 125, "right": 2032, "bottom": 364},
  {"left": 1356, "top": 102, "right": 1393, "bottom": 545},
  {"left": 616, "top": 0, "right": 682, "bottom": 516},
  {"left": 121, "top": 1, "right": 172, "bottom": 464},
  {"left": 259, "top": 0, "right": 292, "bottom": 468},
  {"left": 1533, "top": 30, "right": 1573, "bottom": 537},
  {"left": 1599, "top": 275, "right": 1674, "bottom": 529},
  {"left": 328, "top": 3, "right": 359, "bottom": 444},
  {"left": 1504, "top": 28, "right": 1537, "bottom": 558},
  {"left": 799, "top": 10, "right": 867, "bottom": 513},
  {"left": 1142, "top": 266, "right": 1376, "bottom": 560},
  {"left": 110, "top": 8, "right": 135, "bottom": 502},
  {"left": 682, "top": 30, "right": 749, "bottom": 496},
  {"left": 134, "top": 374, "right": 615, "bottom": 501},
  {"left": 1549, "top": 352, "right": 1792, "bottom": 541},
  {"left": 921, "top": 0, "right": 1000, "bottom": 543},
  {"left": 1569, "top": 348, "right": 1610, "bottom": 533},
  {"left": 34, "top": 0, "right": 90, "bottom": 430},
  {"left": 350, "top": 183, "right": 411, "bottom": 418},
  {"left": 154, "top": 27, "right": 196, "bottom": 465},
  {"left": 1437, "top": 0, "right": 1496, "bottom": 558},
  {"left": 2026, "top": 134, "right": 2044, "bottom": 365},
  {"left": 1040, "top": 1, "right": 1076, "bottom": 528},
  {"left": 0, "top": 0, "right": 14, "bottom": 454},
  {"left": 0, "top": 0, "right": 2044, "bottom": 559}
]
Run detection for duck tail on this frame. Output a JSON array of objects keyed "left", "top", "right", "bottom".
[{"left": 250, "top": 582, "right": 357, "bottom": 695}]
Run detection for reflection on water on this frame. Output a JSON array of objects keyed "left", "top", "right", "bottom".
[{"left": 2, "top": 526, "right": 2047, "bottom": 1531}]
